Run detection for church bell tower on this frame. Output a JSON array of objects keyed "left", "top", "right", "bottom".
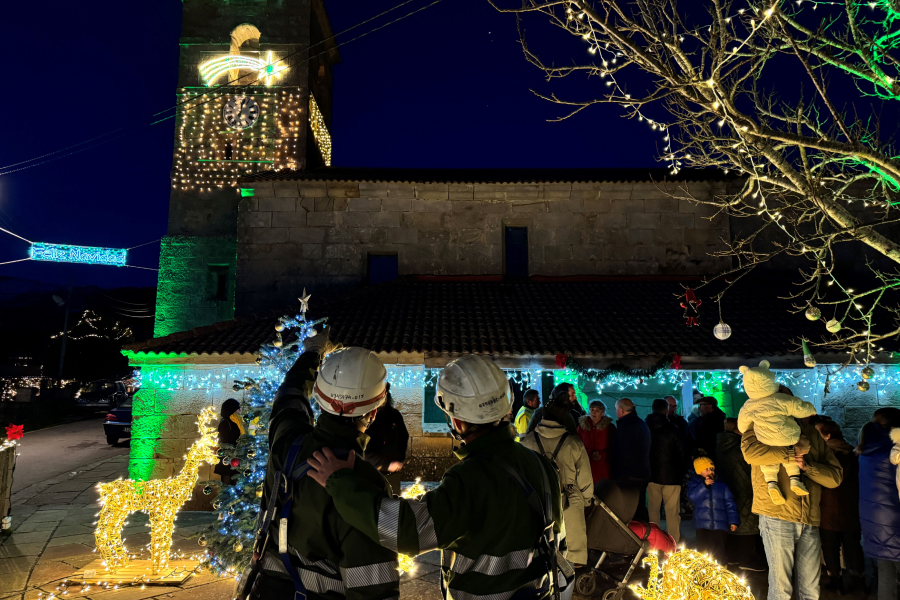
[{"left": 154, "top": 0, "right": 339, "bottom": 337}]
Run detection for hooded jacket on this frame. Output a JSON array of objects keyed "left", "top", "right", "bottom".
[
  {"left": 741, "top": 420, "right": 842, "bottom": 527},
  {"left": 819, "top": 437, "right": 860, "bottom": 532},
  {"left": 687, "top": 474, "right": 740, "bottom": 531},
  {"left": 859, "top": 425, "right": 900, "bottom": 561},
  {"left": 737, "top": 360, "right": 817, "bottom": 447},
  {"left": 715, "top": 430, "right": 757, "bottom": 535},
  {"left": 688, "top": 407, "right": 726, "bottom": 461},
  {"left": 577, "top": 415, "right": 615, "bottom": 482},
  {"left": 523, "top": 419, "right": 594, "bottom": 565},
  {"left": 645, "top": 413, "right": 685, "bottom": 486}
]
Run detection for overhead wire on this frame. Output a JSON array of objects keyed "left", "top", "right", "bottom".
[{"left": 0, "top": 0, "right": 444, "bottom": 178}]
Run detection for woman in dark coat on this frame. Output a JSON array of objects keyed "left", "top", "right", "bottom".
[
  {"left": 716, "top": 419, "right": 764, "bottom": 571},
  {"left": 858, "top": 407, "right": 900, "bottom": 600},
  {"left": 214, "top": 398, "right": 244, "bottom": 485},
  {"left": 364, "top": 383, "right": 410, "bottom": 493}
]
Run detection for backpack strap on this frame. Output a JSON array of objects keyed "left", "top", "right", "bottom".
[{"left": 550, "top": 433, "right": 571, "bottom": 464}]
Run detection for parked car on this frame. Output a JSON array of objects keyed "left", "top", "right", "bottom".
[
  {"left": 75, "top": 380, "right": 129, "bottom": 410},
  {"left": 104, "top": 397, "right": 132, "bottom": 445}
]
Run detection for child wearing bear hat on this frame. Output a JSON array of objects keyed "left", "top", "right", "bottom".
[{"left": 738, "top": 360, "right": 818, "bottom": 505}]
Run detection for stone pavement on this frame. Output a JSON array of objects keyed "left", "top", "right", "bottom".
[{"left": 0, "top": 454, "right": 444, "bottom": 599}]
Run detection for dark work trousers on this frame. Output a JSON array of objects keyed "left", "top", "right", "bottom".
[
  {"left": 634, "top": 482, "right": 649, "bottom": 523},
  {"left": 820, "top": 529, "right": 865, "bottom": 575},
  {"left": 696, "top": 528, "right": 729, "bottom": 565}
]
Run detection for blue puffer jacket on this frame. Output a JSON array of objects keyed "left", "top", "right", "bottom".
[
  {"left": 858, "top": 425, "right": 900, "bottom": 561},
  {"left": 687, "top": 475, "right": 740, "bottom": 531}
]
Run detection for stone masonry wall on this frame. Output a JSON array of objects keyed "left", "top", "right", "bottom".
[
  {"left": 130, "top": 365, "right": 262, "bottom": 508},
  {"left": 387, "top": 379, "right": 458, "bottom": 481},
  {"left": 235, "top": 179, "right": 732, "bottom": 314},
  {"left": 817, "top": 365, "right": 900, "bottom": 443}
]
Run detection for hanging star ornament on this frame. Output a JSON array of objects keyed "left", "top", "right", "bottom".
[{"left": 299, "top": 289, "right": 311, "bottom": 313}]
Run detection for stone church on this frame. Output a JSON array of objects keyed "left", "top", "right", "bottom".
[{"left": 124, "top": 0, "right": 890, "bottom": 485}]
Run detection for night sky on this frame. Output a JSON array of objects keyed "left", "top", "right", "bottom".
[{"left": 0, "top": 0, "right": 661, "bottom": 290}]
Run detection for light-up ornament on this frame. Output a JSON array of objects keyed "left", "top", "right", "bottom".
[
  {"left": 199, "top": 51, "right": 287, "bottom": 87},
  {"left": 398, "top": 479, "right": 427, "bottom": 574},
  {"left": 30, "top": 243, "right": 126, "bottom": 267},
  {"left": 95, "top": 407, "right": 218, "bottom": 574},
  {"left": 631, "top": 549, "right": 754, "bottom": 600},
  {"left": 713, "top": 322, "right": 732, "bottom": 340}
]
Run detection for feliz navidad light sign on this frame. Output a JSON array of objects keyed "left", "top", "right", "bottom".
[{"left": 30, "top": 242, "right": 127, "bottom": 267}]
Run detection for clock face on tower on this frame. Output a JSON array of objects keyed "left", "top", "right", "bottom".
[{"left": 223, "top": 96, "right": 260, "bottom": 129}]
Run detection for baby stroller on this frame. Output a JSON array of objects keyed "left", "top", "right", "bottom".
[{"left": 574, "top": 480, "right": 674, "bottom": 598}]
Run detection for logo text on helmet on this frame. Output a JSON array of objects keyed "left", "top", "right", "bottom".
[{"left": 478, "top": 394, "right": 504, "bottom": 408}]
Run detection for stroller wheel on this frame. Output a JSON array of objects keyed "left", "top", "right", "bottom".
[
  {"left": 601, "top": 589, "right": 621, "bottom": 600},
  {"left": 575, "top": 572, "right": 597, "bottom": 595}
]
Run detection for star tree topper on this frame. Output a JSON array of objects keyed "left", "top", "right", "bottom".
[{"left": 299, "top": 288, "right": 311, "bottom": 313}]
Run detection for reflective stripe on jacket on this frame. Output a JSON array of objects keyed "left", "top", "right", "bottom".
[{"left": 326, "top": 425, "right": 566, "bottom": 599}]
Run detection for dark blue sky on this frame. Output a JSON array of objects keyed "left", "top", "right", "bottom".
[{"left": 0, "top": 0, "right": 660, "bottom": 289}]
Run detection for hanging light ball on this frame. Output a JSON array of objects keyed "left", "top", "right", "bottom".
[
  {"left": 825, "top": 319, "right": 841, "bottom": 333},
  {"left": 243, "top": 468, "right": 252, "bottom": 477},
  {"left": 862, "top": 366, "right": 875, "bottom": 380},
  {"left": 246, "top": 448, "right": 257, "bottom": 459},
  {"left": 230, "top": 458, "right": 240, "bottom": 468},
  {"left": 275, "top": 323, "right": 285, "bottom": 332},
  {"left": 858, "top": 381, "right": 870, "bottom": 392},
  {"left": 713, "top": 322, "right": 732, "bottom": 340},
  {"left": 805, "top": 306, "right": 822, "bottom": 321},
  {"left": 202, "top": 485, "right": 213, "bottom": 496},
  {"left": 198, "top": 535, "right": 208, "bottom": 547},
  {"left": 233, "top": 542, "right": 243, "bottom": 553},
  {"left": 273, "top": 339, "right": 282, "bottom": 348}
]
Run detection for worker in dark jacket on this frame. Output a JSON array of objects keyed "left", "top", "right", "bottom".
[
  {"left": 613, "top": 398, "right": 652, "bottom": 521},
  {"left": 646, "top": 399, "right": 685, "bottom": 542},
  {"left": 309, "top": 355, "right": 573, "bottom": 599},
  {"left": 815, "top": 420, "right": 864, "bottom": 593},
  {"left": 716, "top": 418, "right": 765, "bottom": 571},
  {"left": 214, "top": 398, "right": 244, "bottom": 485},
  {"left": 688, "top": 396, "right": 726, "bottom": 460},
  {"left": 857, "top": 408, "right": 900, "bottom": 600},
  {"left": 364, "top": 382, "right": 409, "bottom": 492},
  {"left": 250, "top": 338, "right": 400, "bottom": 600}
]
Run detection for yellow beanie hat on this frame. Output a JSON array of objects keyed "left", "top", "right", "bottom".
[{"left": 694, "top": 456, "right": 714, "bottom": 475}]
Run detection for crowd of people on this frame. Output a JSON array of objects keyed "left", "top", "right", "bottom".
[
  {"left": 511, "top": 364, "right": 900, "bottom": 600},
  {"left": 220, "top": 337, "right": 900, "bottom": 600}
]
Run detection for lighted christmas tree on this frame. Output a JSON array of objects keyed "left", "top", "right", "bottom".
[{"left": 197, "top": 309, "right": 323, "bottom": 576}]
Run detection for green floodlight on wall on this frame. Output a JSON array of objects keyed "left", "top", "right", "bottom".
[{"left": 30, "top": 242, "right": 127, "bottom": 267}]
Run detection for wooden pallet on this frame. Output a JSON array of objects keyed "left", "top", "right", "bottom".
[{"left": 72, "top": 559, "right": 201, "bottom": 585}]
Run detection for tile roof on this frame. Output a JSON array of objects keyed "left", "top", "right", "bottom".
[
  {"left": 122, "top": 280, "right": 859, "bottom": 364},
  {"left": 239, "top": 167, "right": 729, "bottom": 184}
]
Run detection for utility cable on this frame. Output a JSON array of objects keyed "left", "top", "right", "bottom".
[
  {"left": 126, "top": 238, "right": 161, "bottom": 251},
  {"left": 0, "top": 226, "right": 31, "bottom": 244},
  {"left": 0, "top": 258, "right": 30, "bottom": 266},
  {"left": 0, "top": 0, "right": 443, "bottom": 176}
]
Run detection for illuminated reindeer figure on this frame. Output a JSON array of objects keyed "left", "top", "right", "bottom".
[
  {"left": 631, "top": 549, "right": 755, "bottom": 600},
  {"left": 95, "top": 407, "right": 219, "bottom": 574}
]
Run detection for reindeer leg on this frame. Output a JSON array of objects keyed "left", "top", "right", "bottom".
[
  {"left": 96, "top": 504, "right": 130, "bottom": 573},
  {"left": 148, "top": 508, "right": 177, "bottom": 575}
]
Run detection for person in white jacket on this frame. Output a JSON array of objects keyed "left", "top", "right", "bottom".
[
  {"left": 522, "top": 397, "right": 594, "bottom": 566},
  {"left": 737, "top": 360, "right": 817, "bottom": 505}
]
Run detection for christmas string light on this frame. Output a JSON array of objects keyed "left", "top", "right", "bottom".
[
  {"left": 199, "top": 52, "right": 288, "bottom": 87},
  {"left": 95, "top": 407, "right": 219, "bottom": 575},
  {"left": 398, "top": 479, "right": 427, "bottom": 574},
  {"left": 631, "top": 549, "right": 755, "bottom": 600},
  {"left": 309, "top": 94, "right": 332, "bottom": 166}
]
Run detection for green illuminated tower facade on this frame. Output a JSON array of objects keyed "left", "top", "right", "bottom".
[{"left": 154, "top": 0, "right": 338, "bottom": 337}]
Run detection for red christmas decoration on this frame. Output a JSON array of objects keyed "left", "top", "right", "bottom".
[
  {"left": 680, "top": 288, "right": 702, "bottom": 326},
  {"left": 555, "top": 354, "right": 569, "bottom": 369},
  {"left": 5, "top": 424, "right": 24, "bottom": 441},
  {"left": 672, "top": 354, "right": 682, "bottom": 370},
  {"left": 230, "top": 458, "right": 240, "bottom": 468}
]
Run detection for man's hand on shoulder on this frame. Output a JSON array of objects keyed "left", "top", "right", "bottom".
[{"left": 308, "top": 447, "right": 356, "bottom": 487}]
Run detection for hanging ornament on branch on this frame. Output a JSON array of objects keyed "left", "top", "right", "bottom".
[
  {"left": 805, "top": 306, "right": 822, "bottom": 321},
  {"left": 825, "top": 318, "right": 841, "bottom": 333},
  {"left": 713, "top": 300, "right": 731, "bottom": 340},
  {"left": 680, "top": 288, "right": 701, "bottom": 327},
  {"left": 802, "top": 339, "right": 816, "bottom": 368}
]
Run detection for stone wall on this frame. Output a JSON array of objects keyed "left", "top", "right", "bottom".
[
  {"left": 817, "top": 365, "right": 900, "bottom": 443},
  {"left": 130, "top": 364, "right": 261, "bottom": 508},
  {"left": 235, "top": 179, "right": 732, "bottom": 314},
  {"left": 154, "top": 236, "right": 237, "bottom": 338}
]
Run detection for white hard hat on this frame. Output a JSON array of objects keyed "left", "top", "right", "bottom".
[
  {"left": 311, "top": 347, "right": 388, "bottom": 417},
  {"left": 435, "top": 355, "right": 511, "bottom": 424}
]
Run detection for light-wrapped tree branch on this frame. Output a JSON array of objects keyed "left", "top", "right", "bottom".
[{"left": 491, "top": 0, "right": 900, "bottom": 361}]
